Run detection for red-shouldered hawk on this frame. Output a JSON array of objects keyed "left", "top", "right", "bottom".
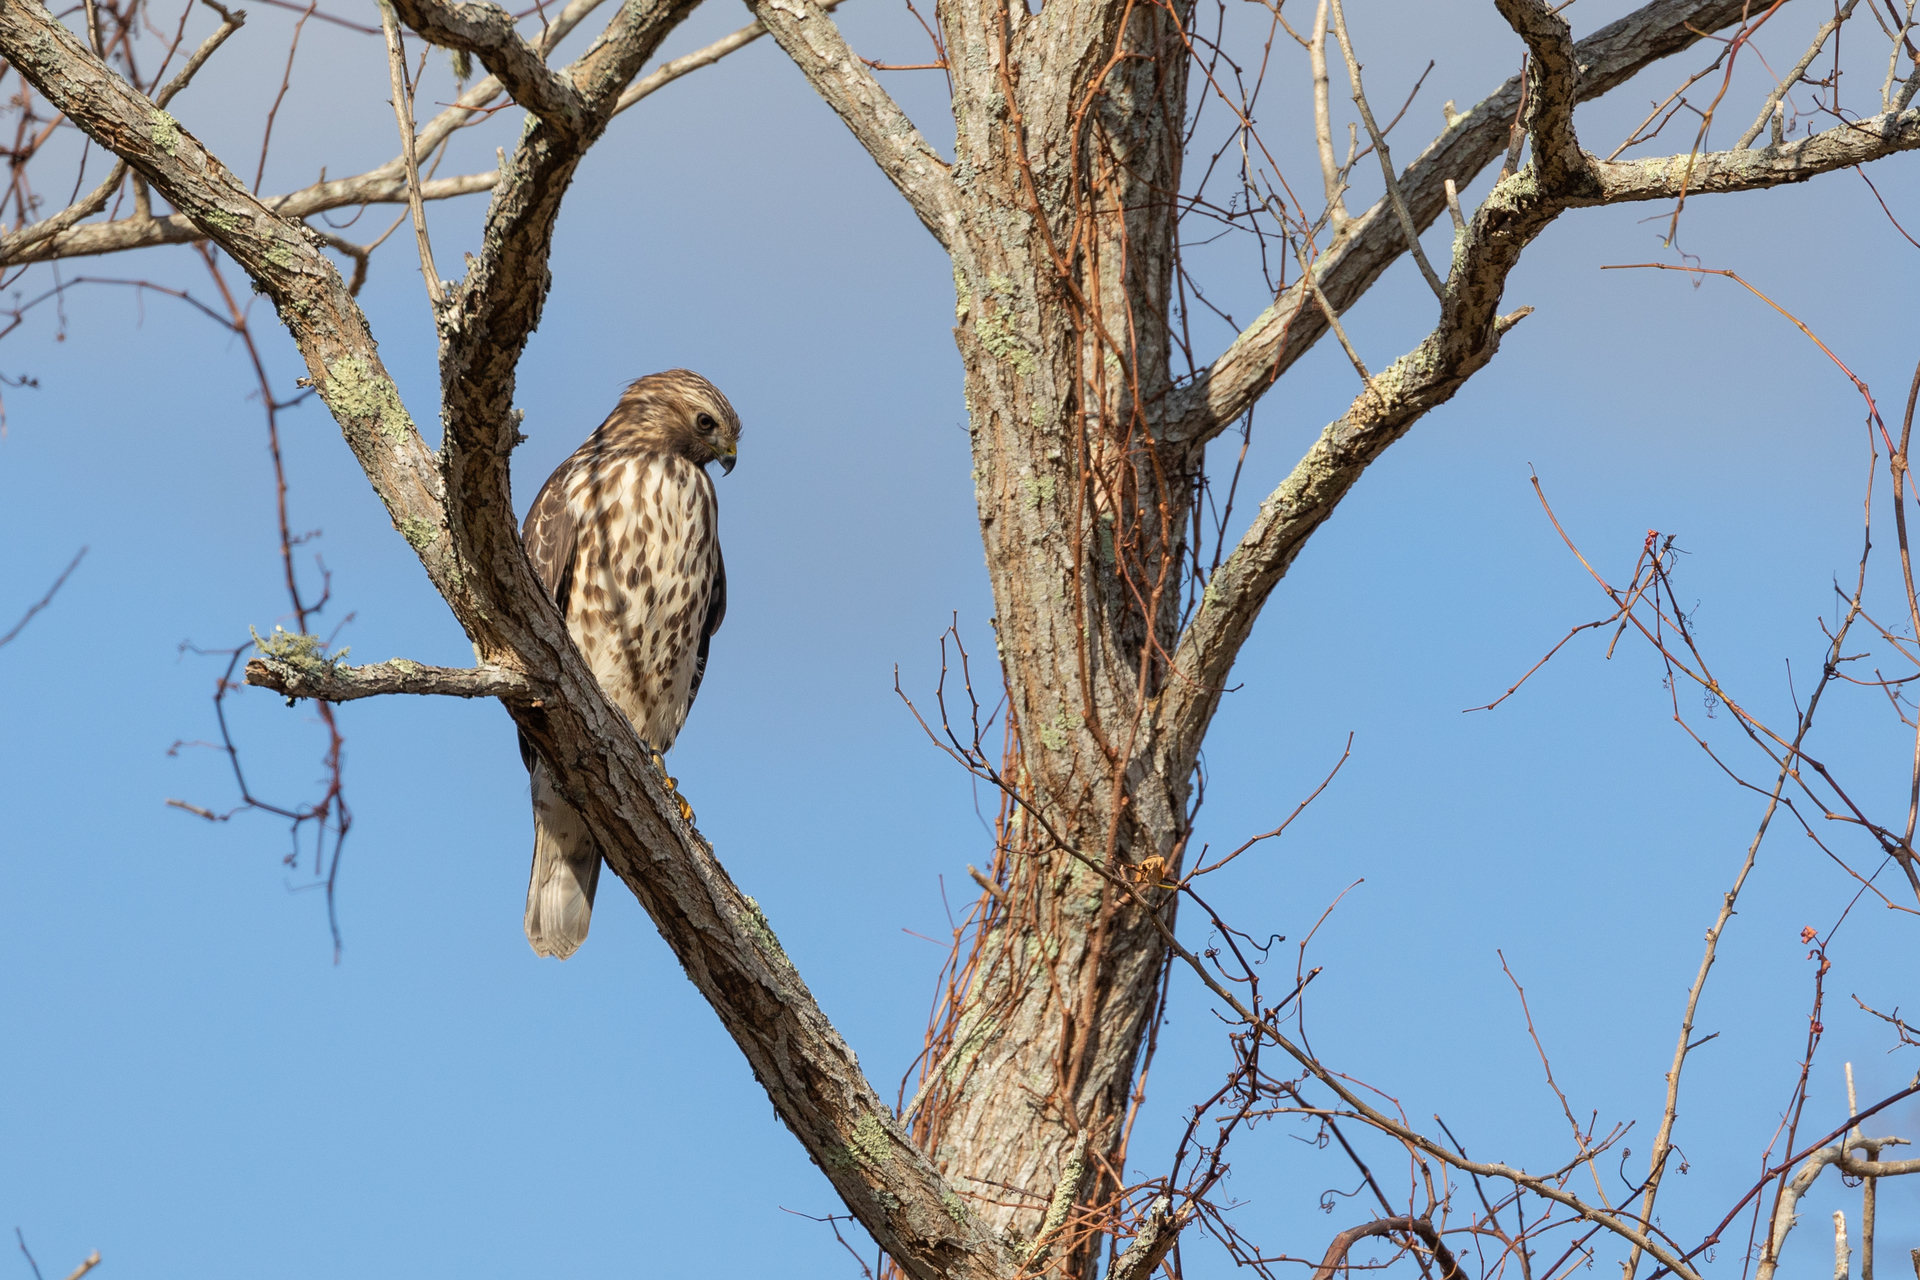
[{"left": 517, "top": 369, "right": 740, "bottom": 959}]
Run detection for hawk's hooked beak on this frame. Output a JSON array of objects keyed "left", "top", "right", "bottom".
[{"left": 717, "top": 448, "right": 737, "bottom": 476}]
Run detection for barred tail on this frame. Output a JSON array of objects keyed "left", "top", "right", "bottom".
[{"left": 525, "top": 763, "right": 602, "bottom": 959}]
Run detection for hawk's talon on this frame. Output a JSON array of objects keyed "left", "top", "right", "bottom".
[{"left": 647, "top": 748, "right": 692, "bottom": 823}]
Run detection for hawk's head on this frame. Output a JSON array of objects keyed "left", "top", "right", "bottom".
[{"left": 608, "top": 369, "right": 743, "bottom": 474}]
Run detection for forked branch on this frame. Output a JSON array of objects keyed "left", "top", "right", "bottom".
[{"left": 388, "top": 0, "right": 588, "bottom": 134}]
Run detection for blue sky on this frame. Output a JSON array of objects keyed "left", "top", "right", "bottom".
[{"left": 2, "top": 1, "right": 1918, "bottom": 1276}]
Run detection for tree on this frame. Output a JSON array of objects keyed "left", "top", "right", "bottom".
[{"left": 2, "top": 0, "right": 1917, "bottom": 1276}]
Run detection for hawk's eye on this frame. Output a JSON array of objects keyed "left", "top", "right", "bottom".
[{"left": 696, "top": 412, "right": 718, "bottom": 434}]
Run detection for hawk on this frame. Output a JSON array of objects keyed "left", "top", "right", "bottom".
[{"left": 517, "top": 369, "right": 741, "bottom": 959}]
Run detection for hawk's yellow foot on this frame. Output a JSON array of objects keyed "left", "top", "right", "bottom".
[{"left": 648, "top": 749, "right": 695, "bottom": 824}]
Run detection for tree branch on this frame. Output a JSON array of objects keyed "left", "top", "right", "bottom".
[
  {"left": 1755, "top": 1141, "right": 1920, "bottom": 1280},
  {"left": 1310, "top": 1217, "right": 1464, "bottom": 1280},
  {"left": 0, "top": 0, "right": 243, "bottom": 264},
  {"left": 1160, "top": 0, "right": 1792, "bottom": 447},
  {"left": 612, "top": 0, "right": 848, "bottom": 117},
  {"left": 1163, "top": 87, "right": 1920, "bottom": 763},
  {"left": 742, "top": 0, "right": 959, "bottom": 246},
  {"left": 388, "top": 0, "right": 588, "bottom": 135},
  {"left": 378, "top": 0, "right": 449, "bottom": 308},
  {"left": 1, "top": 170, "right": 499, "bottom": 266},
  {"left": 1327, "top": 0, "right": 1445, "bottom": 300},
  {"left": 1494, "top": 0, "right": 1587, "bottom": 189},
  {"left": 1593, "top": 107, "right": 1920, "bottom": 202},
  {"left": 245, "top": 654, "right": 542, "bottom": 702}
]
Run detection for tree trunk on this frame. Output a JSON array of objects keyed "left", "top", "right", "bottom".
[{"left": 915, "top": 1, "right": 1201, "bottom": 1262}]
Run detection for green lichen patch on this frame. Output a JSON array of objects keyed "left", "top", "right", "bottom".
[
  {"left": 325, "top": 354, "right": 416, "bottom": 445},
  {"left": 390, "top": 658, "right": 421, "bottom": 675},
  {"left": 952, "top": 265, "right": 972, "bottom": 321},
  {"left": 1018, "top": 1139, "right": 1088, "bottom": 1261},
  {"left": 944, "top": 1009, "right": 995, "bottom": 1084},
  {"left": 151, "top": 109, "right": 181, "bottom": 156},
  {"left": 849, "top": 1112, "right": 893, "bottom": 1168},
  {"left": 941, "top": 1189, "right": 969, "bottom": 1224},
  {"left": 399, "top": 516, "right": 441, "bottom": 551},
  {"left": 201, "top": 208, "right": 240, "bottom": 235},
  {"left": 252, "top": 626, "right": 349, "bottom": 674},
  {"left": 740, "top": 896, "right": 791, "bottom": 969},
  {"left": 1036, "top": 701, "right": 1074, "bottom": 752},
  {"left": 975, "top": 275, "right": 1038, "bottom": 377},
  {"left": 1021, "top": 472, "right": 1055, "bottom": 511}
]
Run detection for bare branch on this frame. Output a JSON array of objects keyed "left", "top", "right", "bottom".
[
  {"left": 3, "top": 170, "right": 499, "bottom": 267},
  {"left": 1161, "top": 0, "right": 1784, "bottom": 447},
  {"left": 1159, "top": 87, "right": 1920, "bottom": 760},
  {"left": 1327, "top": 0, "right": 1444, "bottom": 298},
  {"left": 1309, "top": 0, "right": 1350, "bottom": 232},
  {"left": 244, "top": 654, "right": 542, "bottom": 702},
  {"left": 0, "top": 159, "right": 128, "bottom": 263},
  {"left": 1737, "top": 0, "right": 1863, "bottom": 148},
  {"left": 743, "top": 0, "right": 958, "bottom": 246},
  {"left": 0, "top": 0, "right": 243, "bottom": 261},
  {"left": 1594, "top": 106, "right": 1920, "bottom": 203},
  {"left": 0, "top": 546, "right": 86, "bottom": 650},
  {"left": 612, "top": 0, "right": 849, "bottom": 117},
  {"left": 1310, "top": 1217, "right": 1464, "bottom": 1280},
  {"left": 154, "top": 0, "right": 247, "bottom": 107},
  {"left": 378, "top": 0, "right": 448, "bottom": 308},
  {"left": 1104, "top": 1196, "right": 1177, "bottom": 1280},
  {"left": 1756, "top": 1141, "right": 1920, "bottom": 1280}
]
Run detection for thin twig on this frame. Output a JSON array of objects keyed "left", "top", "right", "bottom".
[
  {"left": 377, "top": 0, "right": 444, "bottom": 309},
  {"left": 1327, "top": 0, "right": 1444, "bottom": 298},
  {"left": 0, "top": 545, "right": 87, "bottom": 648}
]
